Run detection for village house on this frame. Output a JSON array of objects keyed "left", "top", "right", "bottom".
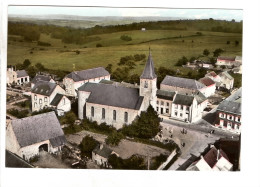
[
  {"left": 215, "top": 87, "right": 242, "bottom": 133},
  {"left": 31, "top": 81, "right": 71, "bottom": 115},
  {"left": 205, "top": 71, "right": 221, "bottom": 88},
  {"left": 218, "top": 71, "right": 234, "bottom": 90},
  {"left": 92, "top": 144, "right": 118, "bottom": 168},
  {"left": 63, "top": 67, "right": 110, "bottom": 97},
  {"left": 6, "top": 112, "right": 67, "bottom": 161},
  {"left": 160, "top": 75, "right": 207, "bottom": 96},
  {"left": 216, "top": 56, "right": 242, "bottom": 68},
  {"left": 6, "top": 66, "right": 30, "bottom": 85},
  {"left": 186, "top": 145, "right": 233, "bottom": 171},
  {"left": 31, "top": 74, "right": 55, "bottom": 89},
  {"left": 198, "top": 77, "right": 216, "bottom": 97}
]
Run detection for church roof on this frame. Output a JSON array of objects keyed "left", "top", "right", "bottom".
[
  {"left": 11, "top": 112, "right": 66, "bottom": 148},
  {"left": 78, "top": 82, "right": 144, "bottom": 110},
  {"left": 65, "top": 67, "right": 110, "bottom": 82},
  {"left": 140, "top": 49, "right": 157, "bottom": 79},
  {"left": 161, "top": 75, "right": 206, "bottom": 90}
]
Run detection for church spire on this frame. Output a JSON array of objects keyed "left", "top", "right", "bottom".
[{"left": 140, "top": 48, "right": 157, "bottom": 79}]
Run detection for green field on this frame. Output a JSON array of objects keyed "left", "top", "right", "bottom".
[{"left": 8, "top": 29, "right": 242, "bottom": 76}]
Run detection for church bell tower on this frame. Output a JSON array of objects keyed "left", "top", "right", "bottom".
[{"left": 140, "top": 48, "right": 157, "bottom": 111}]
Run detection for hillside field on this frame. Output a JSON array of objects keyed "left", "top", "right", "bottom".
[{"left": 8, "top": 29, "right": 242, "bottom": 76}]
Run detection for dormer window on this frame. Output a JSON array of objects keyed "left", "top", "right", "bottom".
[{"left": 144, "top": 81, "right": 148, "bottom": 88}]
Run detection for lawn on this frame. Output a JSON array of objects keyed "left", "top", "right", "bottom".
[{"left": 8, "top": 29, "right": 242, "bottom": 76}]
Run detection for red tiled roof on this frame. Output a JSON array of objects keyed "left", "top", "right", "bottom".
[
  {"left": 203, "top": 147, "right": 229, "bottom": 168},
  {"left": 199, "top": 77, "right": 215, "bottom": 86},
  {"left": 208, "top": 71, "right": 217, "bottom": 77},
  {"left": 217, "top": 56, "right": 236, "bottom": 61}
]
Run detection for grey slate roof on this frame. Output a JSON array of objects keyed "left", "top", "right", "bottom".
[
  {"left": 66, "top": 67, "right": 110, "bottom": 82},
  {"left": 157, "top": 90, "right": 176, "bottom": 100},
  {"left": 173, "top": 94, "right": 194, "bottom": 106},
  {"left": 50, "top": 93, "right": 64, "bottom": 106},
  {"left": 219, "top": 71, "right": 233, "bottom": 80},
  {"left": 78, "top": 82, "right": 143, "bottom": 110},
  {"left": 11, "top": 112, "right": 66, "bottom": 148},
  {"left": 217, "top": 100, "right": 241, "bottom": 115},
  {"left": 16, "top": 70, "right": 29, "bottom": 78},
  {"left": 6, "top": 150, "right": 34, "bottom": 168},
  {"left": 31, "top": 81, "right": 57, "bottom": 96},
  {"left": 226, "top": 87, "right": 242, "bottom": 103},
  {"left": 31, "top": 75, "right": 52, "bottom": 84},
  {"left": 194, "top": 91, "right": 207, "bottom": 104},
  {"left": 140, "top": 50, "right": 157, "bottom": 79},
  {"left": 93, "top": 144, "right": 113, "bottom": 158},
  {"left": 161, "top": 75, "right": 206, "bottom": 90}
]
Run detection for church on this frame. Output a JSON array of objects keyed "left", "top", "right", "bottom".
[{"left": 78, "top": 49, "right": 207, "bottom": 129}]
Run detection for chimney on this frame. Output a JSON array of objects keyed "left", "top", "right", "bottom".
[
  {"left": 100, "top": 144, "right": 103, "bottom": 150},
  {"left": 217, "top": 149, "right": 220, "bottom": 161}
]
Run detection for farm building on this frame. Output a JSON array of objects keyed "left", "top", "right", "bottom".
[
  {"left": 6, "top": 66, "right": 30, "bottom": 85},
  {"left": 199, "top": 77, "right": 216, "bottom": 97},
  {"left": 6, "top": 112, "right": 66, "bottom": 161}
]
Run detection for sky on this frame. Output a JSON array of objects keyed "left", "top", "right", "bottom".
[{"left": 8, "top": 6, "right": 243, "bottom": 21}]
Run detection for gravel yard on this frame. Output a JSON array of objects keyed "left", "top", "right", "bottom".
[{"left": 66, "top": 130, "right": 170, "bottom": 159}]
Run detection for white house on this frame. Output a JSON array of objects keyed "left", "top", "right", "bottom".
[
  {"left": 6, "top": 112, "right": 66, "bottom": 161},
  {"left": 6, "top": 66, "right": 30, "bottom": 85},
  {"left": 31, "top": 74, "right": 55, "bottom": 89},
  {"left": 216, "top": 56, "right": 242, "bottom": 68},
  {"left": 218, "top": 71, "right": 234, "bottom": 90},
  {"left": 199, "top": 77, "right": 216, "bottom": 97},
  {"left": 63, "top": 67, "right": 110, "bottom": 97},
  {"left": 31, "top": 81, "right": 71, "bottom": 115},
  {"left": 186, "top": 145, "right": 233, "bottom": 171}
]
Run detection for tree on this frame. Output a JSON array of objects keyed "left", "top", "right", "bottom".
[
  {"left": 79, "top": 135, "right": 98, "bottom": 158},
  {"left": 62, "top": 111, "right": 77, "bottom": 125},
  {"left": 105, "top": 64, "right": 113, "bottom": 73},
  {"left": 23, "top": 59, "right": 31, "bottom": 69},
  {"left": 203, "top": 49, "right": 210, "bottom": 56},
  {"left": 26, "top": 66, "right": 37, "bottom": 78},
  {"left": 189, "top": 56, "right": 196, "bottom": 63},
  {"left": 105, "top": 131, "right": 124, "bottom": 146},
  {"left": 35, "top": 63, "right": 45, "bottom": 72},
  {"left": 213, "top": 48, "right": 224, "bottom": 57},
  {"left": 96, "top": 43, "right": 103, "bottom": 47},
  {"left": 176, "top": 56, "right": 188, "bottom": 66},
  {"left": 235, "top": 40, "right": 239, "bottom": 46},
  {"left": 120, "top": 35, "right": 132, "bottom": 41},
  {"left": 122, "top": 105, "right": 160, "bottom": 139}
]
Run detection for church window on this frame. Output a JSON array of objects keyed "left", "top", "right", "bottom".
[
  {"left": 113, "top": 110, "right": 116, "bottom": 121},
  {"left": 102, "top": 108, "right": 105, "bottom": 119},
  {"left": 124, "top": 112, "right": 128, "bottom": 123},
  {"left": 144, "top": 81, "right": 148, "bottom": 88},
  {"left": 91, "top": 107, "right": 94, "bottom": 117}
]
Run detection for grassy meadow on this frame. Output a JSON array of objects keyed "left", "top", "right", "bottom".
[{"left": 8, "top": 29, "right": 242, "bottom": 76}]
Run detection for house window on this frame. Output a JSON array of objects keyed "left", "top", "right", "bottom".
[
  {"left": 156, "top": 107, "right": 159, "bottom": 111},
  {"left": 39, "top": 99, "right": 42, "bottom": 104},
  {"left": 236, "top": 116, "right": 241, "bottom": 122},
  {"left": 180, "top": 105, "right": 183, "bottom": 110},
  {"left": 180, "top": 113, "right": 183, "bottom": 117},
  {"left": 186, "top": 106, "right": 189, "bottom": 111},
  {"left": 102, "top": 108, "right": 105, "bottom": 119},
  {"left": 232, "top": 123, "right": 235, "bottom": 129},
  {"left": 166, "top": 102, "right": 169, "bottom": 107},
  {"left": 166, "top": 109, "right": 169, "bottom": 113},
  {"left": 175, "top": 111, "right": 178, "bottom": 116},
  {"left": 113, "top": 110, "right": 116, "bottom": 121},
  {"left": 161, "top": 101, "right": 164, "bottom": 105},
  {"left": 34, "top": 95, "right": 37, "bottom": 100},
  {"left": 44, "top": 97, "right": 47, "bottom": 102},
  {"left": 34, "top": 102, "right": 37, "bottom": 108},
  {"left": 144, "top": 81, "right": 148, "bottom": 88},
  {"left": 124, "top": 112, "right": 128, "bottom": 123},
  {"left": 157, "top": 101, "right": 159, "bottom": 105},
  {"left": 91, "top": 106, "right": 94, "bottom": 117},
  {"left": 175, "top": 105, "right": 178, "bottom": 109}
]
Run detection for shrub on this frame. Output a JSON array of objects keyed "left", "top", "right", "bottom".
[
  {"left": 120, "top": 35, "right": 132, "bottom": 41},
  {"left": 150, "top": 154, "right": 168, "bottom": 170},
  {"left": 96, "top": 43, "right": 103, "bottom": 47},
  {"left": 108, "top": 154, "right": 146, "bottom": 170},
  {"left": 105, "top": 131, "right": 124, "bottom": 146},
  {"left": 7, "top": 109, "right": 29, "bottom": 118}
]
